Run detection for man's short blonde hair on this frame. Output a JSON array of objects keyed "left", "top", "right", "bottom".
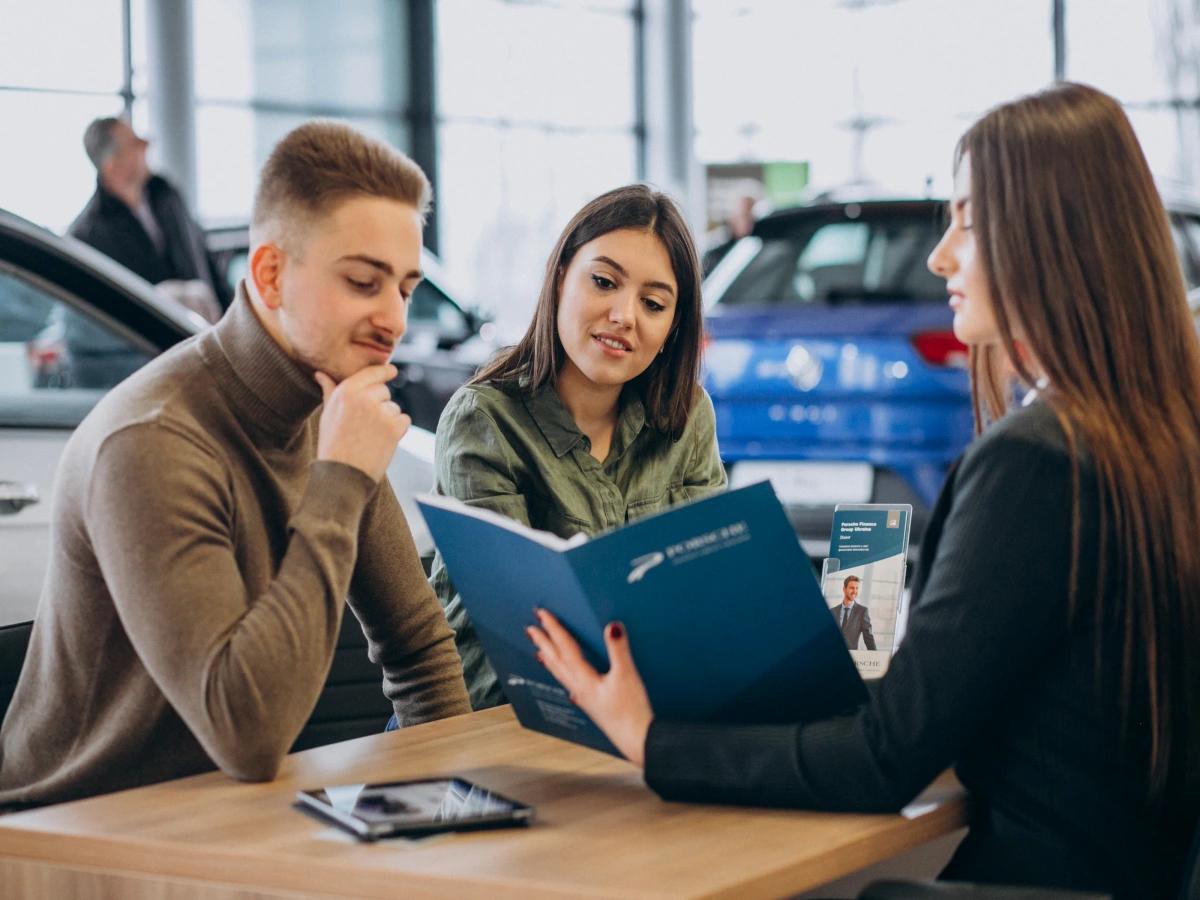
[{"left": 251, "top": 119, "right": 431, "bottom": 250}]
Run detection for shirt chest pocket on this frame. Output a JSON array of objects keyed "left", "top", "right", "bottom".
[
  {"left": 528, "top": 499, "right": 591, "bottom": 540},
  {"left": 626, "top": 481, "right": 688, "bottom": 520}
]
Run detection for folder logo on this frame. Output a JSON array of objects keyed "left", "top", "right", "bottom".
[
  {"left": 887, "top": 510, "right": 901, "bottom": 529},
  {"left": 627, "top": 552, "right": 666, "bottom": 583}
]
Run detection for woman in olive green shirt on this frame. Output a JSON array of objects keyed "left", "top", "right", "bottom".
[{"left": 433, "top": 184, "right": 727, "bottom": 710}]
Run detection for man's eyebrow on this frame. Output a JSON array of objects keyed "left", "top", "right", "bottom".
[
  {"left": 592, "top": 255, "right": 676, "bottom": 297},
  {"left": 338, "top": 254, "right": 402, "bottom": 277}
]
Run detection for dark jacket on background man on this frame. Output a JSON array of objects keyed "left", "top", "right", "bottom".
[
  {"left": 69, "top": 175, "right": 232, "bottom": 310},
  {"left": 830, "top": 602, "right": 876, "bottom": 651},
  {"left": 644, "top": 400, "right": 1198, "bottom": 900}
]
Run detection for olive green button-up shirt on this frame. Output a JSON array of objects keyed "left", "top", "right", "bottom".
[{"left": 430, "top": 381, "right": 728, "bottom": 709}]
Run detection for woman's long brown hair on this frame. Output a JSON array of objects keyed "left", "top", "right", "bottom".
[
  {"left": 962, "top": 82, "right": 1200, "bottom": 805},
  {"left": 472, "top": 184, "right": 705, "bottom": 441}
]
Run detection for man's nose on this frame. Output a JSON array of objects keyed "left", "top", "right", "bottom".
[{"left": 376, "top": 288, "right": 408, "bottom": 340}]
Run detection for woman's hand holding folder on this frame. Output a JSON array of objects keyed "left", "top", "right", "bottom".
[{"left": 526, "top": 609, "right": 654, "bottom": 767}]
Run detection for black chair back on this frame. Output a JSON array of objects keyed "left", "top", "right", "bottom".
[
  {"left": 289, "top": 605, "right": 393, "bottom": 752},
  {"left": 0, "top": 620, "right": 33, "bottom": 730},
  {"left": 859, "top": 881, "right": 1110, "bottom": 900},
  {"left": 1180, "top": 816, "right": 1200, "bottom": 900}
]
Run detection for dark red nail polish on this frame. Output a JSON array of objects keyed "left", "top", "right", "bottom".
[
  {"left": 609, "top": 622, "right": 624, "bottom": 640},
  {"left": 536, "top": 652, "right": 544, "bottom": 664},
  {"left": 568, "top": 693, "right": 578, "bottom": 705}
]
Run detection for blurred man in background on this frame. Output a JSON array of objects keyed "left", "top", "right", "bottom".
[
  {"left": 70, "top": 116, "right": 230, "bottom": 322},
  {"left": 702, "top": 183, "right": 762, "bottom": 277}
]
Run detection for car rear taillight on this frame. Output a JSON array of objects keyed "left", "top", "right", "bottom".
[{"left": 912, "top": 330, "right": 968, "bottom": 369}]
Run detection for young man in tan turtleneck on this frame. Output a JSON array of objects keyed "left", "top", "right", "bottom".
[{"left": 0, "top": 121, "right": 472, "bottom": 810}]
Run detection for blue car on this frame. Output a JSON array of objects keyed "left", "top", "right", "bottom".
[
  {"left": 704, "top": 194, "right": 1200, "bottom": 554},
  {"left": 702, "top": 198, "right": 976, "bottom": 554}
]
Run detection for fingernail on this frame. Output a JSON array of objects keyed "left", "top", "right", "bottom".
[
  {"left": 609, "top": 622, "right": 624, "bottom": 640},
  {"left": 525, "top": 626, "right": 536, "bottom": 641},
  {"left": 536, "top": 652, "right": 544, "bottom": 663},
  {"left": 532, "top": 607, "right": 542, "bottom": 619},
  {"left": 568, "top": 693, "right": 577, "bottom": 705}
]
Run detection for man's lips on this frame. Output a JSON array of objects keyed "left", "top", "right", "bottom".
[
  {"left": 354, "top": 339, "right": 395, "bottom": 359},
  {"left": 948, "top": 291, "right": 965, "bottom": 309}
]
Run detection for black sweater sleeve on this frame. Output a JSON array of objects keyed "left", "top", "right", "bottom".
[{"left": 645, "top": 412, "right": 1076, "bottom": 812}]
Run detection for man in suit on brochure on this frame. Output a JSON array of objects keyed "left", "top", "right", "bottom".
[{"left": 831, "top": 575, "right": 876, "bottom": 650}]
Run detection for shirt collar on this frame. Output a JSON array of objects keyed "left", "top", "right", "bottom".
[
  {"left": 94, "top": 179, "right": 141, "bottom": 217},
  {"left": 523, "top": 383, "right": 647, "bottom": 460},
  {"left": 610, "top": 387, "right": 647, "bottom": 462},
  {"left": 201, "top": 281, "right": 323, "bottom": 441}
]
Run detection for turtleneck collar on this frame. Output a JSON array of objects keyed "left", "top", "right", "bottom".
[{"left": 200, "top": 281, "right": 322, "bottom": 441}]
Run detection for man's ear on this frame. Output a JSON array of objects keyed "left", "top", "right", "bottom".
[{"left": 250, "top": 242, "right": 285, "bottom": 311}]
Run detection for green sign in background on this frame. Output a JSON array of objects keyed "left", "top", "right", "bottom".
[{"left": 762, "top": 161, "right": 810, "bottom": 208}]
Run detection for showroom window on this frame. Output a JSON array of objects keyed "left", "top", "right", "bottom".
[
  {"left": 192, "top": 0, "right": 412, "bottom": 225},
  {"left": 435, "top": 0, "right": 639, "bottom": 328},
  {"left": 1065, "top": 0, "right": 1199, "bottom": 183},
  {"left": 0, "top": 0, "right": 149, "bottom": 233},
  {"left": 692, "top": 0, "right": 1196, "bottom": 224},
  {"left": 691, "top": 0, "right": 1054, "bottom": 204}
]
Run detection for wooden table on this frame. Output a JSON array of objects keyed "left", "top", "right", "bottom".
[{"left": 0, "top": 707, "right": 966, "bottom": 900}]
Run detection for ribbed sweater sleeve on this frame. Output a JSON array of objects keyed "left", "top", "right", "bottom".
[
  {"left": 86, "top": 421, "right": 375, "bottom": 782},
  {"left": 349, "top": 476, "right": 471, "bottom": 724}
]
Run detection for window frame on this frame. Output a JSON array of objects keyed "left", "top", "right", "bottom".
[{"left": 0, "top": 259, "right": 160, "bottom": 429}]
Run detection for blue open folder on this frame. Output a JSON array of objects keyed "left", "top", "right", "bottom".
[{"left": 417, "top": 482, "right": 868, "bottom": 756}]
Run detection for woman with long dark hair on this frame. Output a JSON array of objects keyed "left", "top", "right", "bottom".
[
  {"left": 429, "top": 184, "right": 725, "bottom": 711},
  {"left": 528, "top": 84, "right": 1200, "bottom": 899}
]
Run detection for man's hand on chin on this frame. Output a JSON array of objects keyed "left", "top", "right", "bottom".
[{"left": 315, "top": 364, "right": 410, "bottom": 482}]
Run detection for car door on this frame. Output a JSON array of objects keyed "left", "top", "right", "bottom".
[{"left": 0, "top": 261, "right": 161, "bottom": 626}]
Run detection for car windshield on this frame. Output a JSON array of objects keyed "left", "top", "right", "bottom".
[{"left": 718, "top": 212, "right": 947, "bottom": 307}]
